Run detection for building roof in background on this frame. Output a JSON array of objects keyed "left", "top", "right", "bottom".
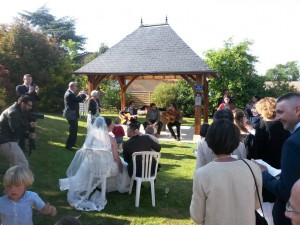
[{"left": 74, "top": 22, "right": 217, "bottom": 79}]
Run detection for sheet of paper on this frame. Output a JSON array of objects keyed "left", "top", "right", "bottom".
[{"left": 255, "top": 159, "right": 281, "bottom": 177}]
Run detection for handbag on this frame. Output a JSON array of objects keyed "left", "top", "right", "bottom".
[
  {"left": 241, "top": 159, "right": 268, "bottom": 225},
  {"left": 63, "top": 109, "right": 76, "bottom": 120}
]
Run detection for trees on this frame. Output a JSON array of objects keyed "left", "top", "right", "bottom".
[
  {"left": 204, "top": 39, "right": 265, "bottom": 110},
  {"left": 0, "top": 21, "right": 72, "bottom": 112},
  {"left": 264, "top": 61, "right": 300, "bottom": 81},
  {"left": 19, "top": 6, "right": 86, "bottom": 51}
]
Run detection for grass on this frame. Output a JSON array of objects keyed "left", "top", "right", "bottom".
[{"left": 0, "top": 113, "right": 197, "bottom": 225}]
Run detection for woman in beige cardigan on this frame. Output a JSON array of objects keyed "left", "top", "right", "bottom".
[{"left": 190, "top": 119, "right": 262, "bottom": 225}]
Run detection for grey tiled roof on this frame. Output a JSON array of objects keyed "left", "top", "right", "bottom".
[{"left": 74, "top": 23, "right": 216, "bottom": 75}]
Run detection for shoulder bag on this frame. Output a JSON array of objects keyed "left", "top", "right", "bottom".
[{"left": 241, "top": 159, "right": 268, "bottom": 225}]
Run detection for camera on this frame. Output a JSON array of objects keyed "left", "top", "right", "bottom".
[{"left": 30, "top": 112, "right": 44, "bottom": 120}]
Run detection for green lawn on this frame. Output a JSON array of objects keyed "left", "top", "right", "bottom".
[{"left": 0, "top": 114, "right": 197, "bottom": 225}]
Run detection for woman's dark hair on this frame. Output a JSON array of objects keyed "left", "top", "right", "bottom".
[
  {"left": 205, "top": 119, "right": 240, "bottom": 155},
  {"left": 104, "top": 117, "right": 112, "bottom": 127},
  {"left": 200, "top": 123, "right": 210, "bottom": 137}
]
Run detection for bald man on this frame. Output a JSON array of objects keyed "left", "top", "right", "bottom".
[
  {"left": 286, "top": 179, "right": 300, "bottom": 225},
  {"left": 64, "top": 82, "right": 86, "bottom": 151}
]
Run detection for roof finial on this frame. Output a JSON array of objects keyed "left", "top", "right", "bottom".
[
  {"left": 140, "top": 17, "right": 143, "bottom": 27},
  {"left": 165, "top": 15, "right": 168, "bottom": 24}
]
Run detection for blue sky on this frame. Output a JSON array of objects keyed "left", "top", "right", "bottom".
[{"left": 1, "top": 0, "right": 300, "bottom": 75}]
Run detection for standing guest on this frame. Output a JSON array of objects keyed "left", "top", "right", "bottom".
[
  {"left": 195, "top": 109, "right": 247, "bottom": 169},
  {"left": 165, "top": 102, "right": 183, "bottom": 141},
  {"left": 233, "top": 109, "right": 255, "bottom": 159},
  {"left": 0, "top": 166, "right": 57, "bottom": 225},
  {"left": 112, "top": 117, "right": 125, "bottom": 151},
  {"left": 119, "top": 101, "right": 140, "bottom": 128},
  {"left": 123, "top": 123, "right": 161, "bottom": 177},
  {"left": 285, "top": 179, "right": 300, "bottom": 225},
  {"left": 87, "top": 90, "right": 101, "bottom": 131},
  {"left": 255, "top": 93, "right": 300, "bottom": 225},
  {"left": 217, "top": 96, "right": 235, "bottom": 111},
  {"left": 194, "top": 123, "right": 209, "bottom": 157},
  {"left": 143, "top": 103, "right": 163, "bottom": 136},
  {"left": 255, "top": 97, "right": 290, "bottom": 168},
  {"left": 64, "top": 82, "right": 86, "bottom": 151},
  {"left": 0, "top": 96, "right": 33, "bottom": 168},
  {"left": 190, "top": 119, "right": 262, "bottom": 225},
  {"left": 16, "top": 74, "right": 41, "bottom": 151},
  {"left": 217, "top": 88, "right": 233, "bottom": 106}
]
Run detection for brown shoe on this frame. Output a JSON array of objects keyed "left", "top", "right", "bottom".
[{"left": 177, "top": 136, "right": 180, "bottom": 141}]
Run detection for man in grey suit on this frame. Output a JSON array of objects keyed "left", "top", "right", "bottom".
[
  {"left": 255, "top": 93, "right": 300, "bottom": 225},
  {"left": 64, "top": 82, "right": 86, "bottom": 151}
]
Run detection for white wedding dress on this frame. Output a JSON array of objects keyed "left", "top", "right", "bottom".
[{"left": 59, "top": 117, "right": 130, "bottom": 211}]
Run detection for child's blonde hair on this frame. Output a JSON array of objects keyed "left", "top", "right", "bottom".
[{"left": 3, "top": 165, "right": 34, "bottom": 188}]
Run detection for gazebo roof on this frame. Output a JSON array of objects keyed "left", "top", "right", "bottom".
[{"left": 74, "top": 22, "right": 217, "bottom": 79}]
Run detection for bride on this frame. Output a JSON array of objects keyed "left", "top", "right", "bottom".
[{"left": 59, "top": 116, "right": 130, "bottom": 211}]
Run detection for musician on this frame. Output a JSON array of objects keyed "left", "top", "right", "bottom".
[
  {"left": 119, "top": 101, "right": 140, "bottom": 128},
  {"left": 143, "top": 103, "right": 163, "bottom": 136},
  {"left": 165, "top": 102, "right": 183, "bottom": 141}
]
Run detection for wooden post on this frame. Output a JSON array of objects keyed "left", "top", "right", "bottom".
[
  {"left": 203, "top": 76, "right": 209, "bottom": 123},
  {"left": 194, "top": 74, "right": 203, "bottom": 138}
]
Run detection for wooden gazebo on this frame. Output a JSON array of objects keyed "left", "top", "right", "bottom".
[{"left": 74, "top": 20, "right": 218, "bottom": 139}]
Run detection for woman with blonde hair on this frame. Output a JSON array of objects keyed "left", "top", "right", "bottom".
[{"left": 255, "top": 97, "right": 290, "bottom": 169}]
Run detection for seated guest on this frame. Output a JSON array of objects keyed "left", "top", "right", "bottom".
[
  {"left": 190, "top": 119, "right": 262, "bottom": 225},
  {"left": 123, "top": 123, "right": 161, "bottom": 177},
  {"left": 119, "top": 101, "right": 140, "bottom": 128},
  {"left": 195, "top": 109, "right": 247, "bottom": 169},
  {"left": 142, "top": 103, "right": 163, "bottom": 136},
  {"left": 165, "top": 102, "right": 183, "bottom": 141}
]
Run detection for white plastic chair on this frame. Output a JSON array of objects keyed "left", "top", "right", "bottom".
[
  {"left": 79, "top": 102, "right": 88, "bottom": 118},
  {"left": 86, "top": 149, "right": 113, "bottom": 203},
  {"left": 128, "top": 151, "right": 161, "bottom": 207}
]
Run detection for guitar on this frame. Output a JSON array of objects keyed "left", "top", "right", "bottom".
[
  {"left": 119, "top": 113, "right": 137, "bottom": 124},
  {"left": 165, "top": 113, "right": 176, "bottom": 124}
]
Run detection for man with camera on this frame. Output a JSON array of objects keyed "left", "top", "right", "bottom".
[
  {"left": 64, "top": 82, "right": 86, "bottom": 151},
  {"left": 16, "top": 74, "right": 41, "bottom": 152},
  {"left": 0, "top": 95, "right": 33, "bottom": 167}
]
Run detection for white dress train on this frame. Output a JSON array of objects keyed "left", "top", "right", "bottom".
[{"left": 59, "top": 117, "right": 131, "bottom": 211}]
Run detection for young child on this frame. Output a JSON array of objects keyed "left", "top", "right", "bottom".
[
  {"left": 0, "top": 165, "right": 57, "bottom": 225},
  {"left": 112, "top": 117, "right": 125, "bottom": 151}
]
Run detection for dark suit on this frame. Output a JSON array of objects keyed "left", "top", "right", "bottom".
[
  {"left": 262, "top": 126, "right": 300, "bottom": 225},
  {"left": 64, "top": 90, "right": 85, "bottom": 149},
  {"left": 123, "top": 135, "right": 161, "bottom": 177}
]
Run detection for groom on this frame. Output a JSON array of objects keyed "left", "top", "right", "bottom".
[{"left": 123, "top": 123, "right": 161, "bottom": 178}]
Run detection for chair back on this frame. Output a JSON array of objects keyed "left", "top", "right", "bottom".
[{"left": 132, "top": 151, "right": 161, "bottom": 180}]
